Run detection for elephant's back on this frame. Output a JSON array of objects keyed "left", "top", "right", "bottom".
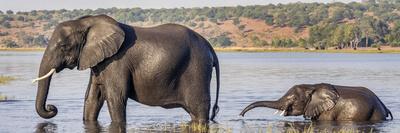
[
  {"left": 334, "top": 85, "right": 379, "bottom": 99},
  {"left": 133, "top": 24, "right": 193, "bottom": 44}
]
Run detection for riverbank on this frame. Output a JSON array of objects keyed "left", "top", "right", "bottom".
[
  {"left": 214, "top": 46, "right": 400, "bottom": 53},
  {"left": 1, "top": 47, "right": 400, "bottom": 53}
]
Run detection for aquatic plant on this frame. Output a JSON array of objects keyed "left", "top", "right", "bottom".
[{"left": 0, "top": 75, "right": 15, "bottom": 85}]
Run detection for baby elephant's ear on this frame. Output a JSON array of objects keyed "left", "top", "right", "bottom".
[{"left": 304, "top": 84, "right": 339, "bottom": 118}]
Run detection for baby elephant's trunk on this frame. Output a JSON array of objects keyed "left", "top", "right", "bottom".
[{"left": 240, "top": 101, "right": 280, "bottom": 116}]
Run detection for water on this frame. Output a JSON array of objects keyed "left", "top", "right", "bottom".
[{"left": 0, "top": 51, "right": 399, "bottom": 132}]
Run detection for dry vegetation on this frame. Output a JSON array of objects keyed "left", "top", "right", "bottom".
[{"left": 0, "top": 75, "right": 15, "bottom": 85}]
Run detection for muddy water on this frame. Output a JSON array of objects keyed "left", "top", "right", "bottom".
[{"left": 0, "top": 51, "right": 399, "bottom": 132}]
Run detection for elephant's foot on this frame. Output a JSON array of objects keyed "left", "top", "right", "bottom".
[{"left": 186, "top": 120, "right": 209, "bottom": 132}]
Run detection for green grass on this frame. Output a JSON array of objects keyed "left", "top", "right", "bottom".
[{"left": 0, "top": 75, "right": 15, "bottom": 85}]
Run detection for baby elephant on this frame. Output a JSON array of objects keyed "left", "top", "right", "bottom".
[{"left": 240, "top": 83, "right": 393, "bottom": 121}]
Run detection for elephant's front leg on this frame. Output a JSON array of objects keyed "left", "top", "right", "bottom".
[
  {"left": 103, "top": 72, "right": 129, "bottom": 123},
  {"left": 83, "top": 75, "right": 105, "bottom": 121},
  {"left": 105, "top": 87, "right": 128, "bottom": 123}
]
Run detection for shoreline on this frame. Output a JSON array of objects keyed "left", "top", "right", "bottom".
[
  {"left": 214, "top": 47, "right": 400, "bottom": 53},
  {"left": 1, "top": 47, "right": 400, "bottom": 53}
]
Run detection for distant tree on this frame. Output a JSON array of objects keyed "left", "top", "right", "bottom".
[
  {"left": 331, "top": 25, "right": 345, "bottom": 48},
  {"left": 209, "top": 35, "right": 233, "bottom": 47},
  {"left": 30, "top": 10, "right": 37, "bottom": 16},
  {"left": 232, "top": 17, "right": 240, "bottom": 25},
  {"left": 264, "top": 15, "right": 274, "bottom": 25},
  {"left": 273, "top": 12, "right": 286, "bottom": 27},
  {"left": 251, "top": 36, "right": 268, "bottom": 47},
  {"left": 297, "top": 38, "right": 308, "bottom": 48},
  {"left": 385, "top": 20, "right": 400, "bottom": 46},
  {"left": 0, "top": 31, "right": 9, "bottom": 36},
  {"left": 189, "top": 22, "right": 197, "bottom": 27},
  {"left": 6, "top": 10, "right": 13, "bottom": 15},
  {"left": 33, "top": 35, "right": 48, "bottom": 46},
  {"left": 17, "top": 16, "right": 25, "bottom": 21},
  {"left": 1, "top": 21, "right": 11, "bottom": 28},
  {"left": 2, "top": 39, "right": 19, "bottom": 48},
  {"left": 238, "top": 25, "right": 245, "bottom": 31},
  {"left": 18, "top": 32, "right": 34, "bottom": 46}
]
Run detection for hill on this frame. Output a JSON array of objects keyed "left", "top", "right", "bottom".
[{"left": 1, "top": 1, "right": 400, "bottom": 49}]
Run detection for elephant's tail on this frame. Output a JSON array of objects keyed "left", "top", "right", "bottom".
[
  {"left": 387, "top": 109, "right": 393, "bottom": 120},
  {"left": 376, "top": 96, "right": 393, "bottom": 120},
  {"left": 210, "top": 50, "right": 220, "bottom": 122}
]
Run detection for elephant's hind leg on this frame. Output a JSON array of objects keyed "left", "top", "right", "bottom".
[
  {"left": 181, "top": 64, "right": 212, "bottom": 123},
  {"left": 370, "top": 108, "right": 387, "bottom": 121},
  {"left": 182, "top": 98, "right": 210, "bottom": 124},
  {"left": 83, "top": 75, "right": 105, "bottom": 121}
]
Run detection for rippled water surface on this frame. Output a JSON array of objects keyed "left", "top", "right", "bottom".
[{"left": 0, "top": 51, "right": 399, "bottom": 132}]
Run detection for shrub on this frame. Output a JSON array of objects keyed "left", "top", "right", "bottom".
[
  {"left": 209, "top": 35, "right": 233, "bottom": 47},
  {"left": 0, "top": 31, "right": 9, "bottom": 36},
  {"left": 1, "top": 21, "right": 11, "bottom": 28},
  {"left": 251, "top": 36, "right": 268, "bottom": 47},
  {"left": 390, "top": 41, "right": 400, "bottom": 47},
  {"left": 2, "top": 39, "right": 19, "bottom": 48}
]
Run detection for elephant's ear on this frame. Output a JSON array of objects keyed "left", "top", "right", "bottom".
[
  {"left": 78, "top": 15, "right": 125, "bottom": 70},
  {"left": 304, "top": 84, "right": 339, "bottom": 118}
]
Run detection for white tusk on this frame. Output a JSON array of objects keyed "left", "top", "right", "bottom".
[
  {"left": 280, "top": 110, "right": 286, "bottom": 116},
  {"left": 274, "top": 110, "right": 279, "bottom": 115},
  {"left": 32, "top": 68, "right": 56, "bottom": 83}
]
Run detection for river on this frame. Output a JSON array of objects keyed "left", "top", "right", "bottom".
[{"left": 0, "top": 51, "right": 399, "bottom": 132}]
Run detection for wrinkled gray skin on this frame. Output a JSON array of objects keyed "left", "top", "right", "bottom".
[
  {"left": 240, "top": 83, "right": 392, "bottom": 121},
  {"left": 35, "top": 15, "right": 220, "bottom": 123}
]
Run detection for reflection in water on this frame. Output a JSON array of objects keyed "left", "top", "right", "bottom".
[
  {"left": 35, "top": 122, "right": 57, "bottom": 133},
  {"left": 281, "top": 121, "right": 382, "bottom": 132},
  {"left": 238, "top": 120, "right": 386, "bottom": 132},
  {"left": 108, "top": 122, "right": 126, "bottom": 133},
  {"left": 84, "top": 121, "right": 103, "bottom": 133},
  {"left": 31, "top": 119, "right": 389, "bottom": 133}
]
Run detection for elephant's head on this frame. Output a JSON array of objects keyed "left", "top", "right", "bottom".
[
  {"left": 240, "top": 83, "right": 339, "bottom": 119},
  {"left": 33, "top": 15, "right": 125, "bottom": 119}
]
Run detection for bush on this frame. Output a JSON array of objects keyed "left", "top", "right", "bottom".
[
  {"left": 238, "top": 25, "right": 245, "bottom": 31},
  {"left": 33, "top": 35, "right": 48, "bottom": 46},
  {"left": 189, "top": 22, "right": 197, "bottom": 27},
  {"left": 390, "top": 42, "right": 400, "bottom": 47},
  {"left": 0, "top": 31, "right": 9, "bottom": 36},
  {"left": 17, "top": 16, "right": 25, "bottom": 21},
  {"left": 209, "top": 35, "right": 233, "bottom": 47},
  {"left": 233, "top": 18, "right": 240, "bottom": 25},
  {"left": 371, "top": 44, "right": 380, "bottom": 48},
  {"left": 251, "top": 36, "right": 268, "bottom": 47},
  {"left": 1, "top": 21, "right": 11, "bottom": 28},
  {"left": 2, "top": 39, "right": 19, "bottom": 48}
]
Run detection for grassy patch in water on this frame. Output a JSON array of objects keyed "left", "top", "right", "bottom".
[
  {"left": 130, "top": 122, "right": 373, "bottom": 133},
  {"left": 0, "top": 47, "right": 45, "bottom": 51},
  {"left": 0, "top": 93, "right": 7, "bottom": 101},
  {"left": 0, "top": 75, "right": 16, "bottom": 85}
]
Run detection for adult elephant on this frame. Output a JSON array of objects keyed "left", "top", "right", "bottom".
[
  {"left": 33, "top": 15, "right": 220, "bottom": 123},
  {"left": 240, "top": 83, "right": 392, "bottom": 121}
]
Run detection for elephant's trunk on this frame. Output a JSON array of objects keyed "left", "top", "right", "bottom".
[
  {"left": 35, "top": 51, "right": 58, "bottom": 119},
  {"left": 240, "top": 101, "right": 281, "bottom": 116}
]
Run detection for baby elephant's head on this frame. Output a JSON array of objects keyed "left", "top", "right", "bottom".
[{"left": 240, "top": 83, "right": 339, "bottom": 119}]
